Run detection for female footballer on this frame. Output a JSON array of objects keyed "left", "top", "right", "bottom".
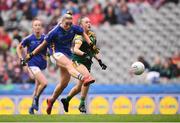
[
  {"left": 25, "top": 11, "right": 99, "bottom": 114},
  {"left": 16, "top": 18, "right": 48, "bottom": 114},
  {"left": 61, "top": 17, "right": 107, "bottom": 113}
]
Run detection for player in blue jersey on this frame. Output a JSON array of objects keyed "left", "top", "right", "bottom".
[
  {"left": 25, "top": 11, "right": 99, "bottom": 114},
  {"left": 16, "top": 18, "right": 48, "bottom": 114},
  {"left": 61, "top": 17, "right": 107, "bottom": 113}
]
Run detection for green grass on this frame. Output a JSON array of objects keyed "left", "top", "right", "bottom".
[{"left": 0, "top": 114, "right": 180, "bottom": 122}]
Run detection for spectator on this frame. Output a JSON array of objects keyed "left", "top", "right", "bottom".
[
  {"left": 0, "top": 26, "right": 12, "bottom": 53},
  {"left": 147, "top": 56, "right": 162, "bottom": 83},
  {"left": 116, "top": 2, "right": 135, "bottom": 26},
  {"left": 46, "top": 8, "right": 61, "bottom": 32},
  {"left": 0, "top": 13, "right": 3, "bottom": 26},
  {"left": 128, "top": 0, "right": 150, "bottom": 15},
  {"left": 6, "top": 60, "right": 14, "bottom": 83},
  {"left": 73, "top": 4, "right": 90, "bottom": 24},
  {"left": 22, "top": 4, "right": 33, "bottom": 20},
  {"left": 89, "top": 3, "right": 104, "bottom": 26},
  {"left": 31, "top": 2, "right": 39, "bottom": 17},
  {"left": 149, "top": 56, "right": 163, "bottom": 72},
  {"left": 0, "top": 66, "right": 8, "bottom": 84},
  {"left": 0, "top": 56, "right": 8, "bottom": 84},
  {"left": 4, "top": 5, "right": 22, "bottom": 31},
  {"left": 12, "top": 29, "right": 22, "bottom": 43},
  {"left": 166, "top": 57, "right": 179, "bottom": 78},
  {"left": 148, "top": 0, "right": 166, "bottom": 9},
  {"left": 11, "top": 67, "right": 22, "bottom": 83},
  {"left": 65, "top": 1, "right": 79, "bottom": 14},
  {"left": 172, "top": 51, "right": 180, "bottom": 66},
  {"left": 0, "top": 0, "right": 9, "bottom": 11},
  {"left": 160, "top": 59, "right": 172, "bottom": 79},
  {"left": 104, "top": 3, "right": 117, "bottom": 25},
  {"left": 37, "top": 0, "right": 46, "bottom": 11}
]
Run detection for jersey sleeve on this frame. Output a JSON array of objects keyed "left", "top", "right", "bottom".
[
  {"left": 89, "top": 31, "right": 97, "bottom": 45},
  {"left": 44, "top": 26, "right": 57, "bottom": 44},
  {"left": 21, "top": 36, "right": 29, "bottom": 47},
  {"left": 74, "top": 35, "right": 83, "bottom": 44},
  {"left": 73, "top": 25, "right": 84, "bottom": 35}
]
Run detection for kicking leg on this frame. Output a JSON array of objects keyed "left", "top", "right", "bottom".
[
  {"left": 54, "top": 54, "right": 95, "bottom": 86},
  {"left": 46, "top": 67, "right": 70, "bottom": 114}
]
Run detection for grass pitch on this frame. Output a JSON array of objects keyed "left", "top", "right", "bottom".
[{"left": 0, "top": 114, "right": 180, "bottom": 122}]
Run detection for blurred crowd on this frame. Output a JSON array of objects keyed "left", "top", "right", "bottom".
[
  {"left": 138, "top": 51, "right": 180, "bottom": 83},
  {"left": 0, "top": 0, "right": 179, "bottom": 84}
]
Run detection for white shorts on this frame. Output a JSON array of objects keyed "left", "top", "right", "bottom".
[
  {"left": 28, "top": 66, "right": 41, "bottom": 75},
  {"left": 50, "top": 52, "right": 65, "bottom": 65}
]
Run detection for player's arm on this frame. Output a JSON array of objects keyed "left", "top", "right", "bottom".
[
  {"left": 16, "top": 43, "right": 24, "bottom": 59},
  {"left": 74, "top": 25, "right": 99, "bottom": 53},
  {"left": 94, "top": 53, "right": 107, "bottom": 70},
  {"left": 32, "top": 40, "right": 48, "bottom": 56},
  {"left": 74, "top": 40, "right": 84, "bottom": 56},
  {"left": 25, "top": 40, "right": 48, "bottom": 61},
  {"left": 16, "top": 43, "right": 26, "bottom": 66},
  {"left": 82, "top": 32, "right": 99, "bottom": 54},
  {"left": 73, "top": 36, "right": 88, "bottom": 56}
]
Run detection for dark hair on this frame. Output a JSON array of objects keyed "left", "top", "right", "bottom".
[
  {"left": 32, "top": 17, "right": 42, "bottom": 27},
  {"left": 32, "top": 17, "right": 41, "bottom": 23}
]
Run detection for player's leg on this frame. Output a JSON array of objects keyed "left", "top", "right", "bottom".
[
  {"left": 29, "top": 80, "right": 40, "bottom": 114},
  {"left": 61, "top": 80, "right": 82, "bottom": 112},
  {"left": 53, "top": 53, "right": 95, "bottom": 86},
  {"left": 27, "top": 67, "right": 37, "bottom": 114},
  {"left": 76, "top": 64, "right": 91, "bottom": 113},
  {"left": 46, "top": 67, "right": 71, "bottom": 114},
  {"left": 33, "top": 70, "right": 47, "bottom": 105},
  {"left": 28, "top": 67, "right": 47, "bottom": 114},
  {"left": 79, "top": 84, "right": 89, "bottom": 113},
  {"left": 61, "top": 64, "right": 91, "bottom": 112},
  {"left": 32, "top": 80, "right": 40, "bottom": 98}
]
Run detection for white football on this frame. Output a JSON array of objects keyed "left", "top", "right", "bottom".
[{"left": 131, "top": 62, "right": 145, "bottom": 75}]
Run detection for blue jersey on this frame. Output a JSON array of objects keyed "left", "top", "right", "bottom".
[
  {"left": 21, "top": 34, "right": 47, "bottom": 70},
  {"left": 45, "top": 24, "right": 83, "bottom": 58}
]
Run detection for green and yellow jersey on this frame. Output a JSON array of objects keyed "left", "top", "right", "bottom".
[{"left": 72, "top": 31, "right": 97, "bottom": 71}]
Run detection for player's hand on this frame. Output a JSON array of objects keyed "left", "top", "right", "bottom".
[
  {"left": 20, "top": 58, "right": 26, "bottom": 66},
  {"left": 98, "top": 59, "right": 107, "bottom": 70},
  {"left": 82, "top": 52, "right": 88, "bottom": 57},
  {"left": 25, "top": 52, "right": 34, "bottom": 62},
  {"left": 90, "top": 43, "right": 99, "bottom": 54}
]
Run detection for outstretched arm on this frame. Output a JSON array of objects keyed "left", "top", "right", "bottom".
[
  {"left": 32, "top": 40, "right": 48, "bottom": 55},
  {"left": 25, "top": 40, "right": 48, "bottom": 61},
  {"left": 94, "top": 53, "right": 107, "bottom": 70}
]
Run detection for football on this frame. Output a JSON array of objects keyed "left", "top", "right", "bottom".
[{"left": 131, "top": 62, "right": 145, "bottom": 75}]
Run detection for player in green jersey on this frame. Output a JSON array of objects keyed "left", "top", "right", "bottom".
[{"left": 61, "top": 16, "right": 107, "bottom": 113}]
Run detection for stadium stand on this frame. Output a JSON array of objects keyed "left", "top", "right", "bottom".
[
  {"left": 0, "top": 0, "right": 179, "bottom": 85},
  {"left": 91, "top": 2, "right": 180, "bottom": 84}
]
